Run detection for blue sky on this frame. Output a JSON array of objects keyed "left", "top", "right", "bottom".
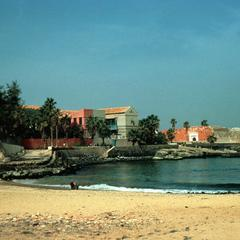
[{"left": 1, "top": 0, "right": 240, "bottom": 128}]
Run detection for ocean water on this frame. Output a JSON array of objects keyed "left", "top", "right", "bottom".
[{"left": 15, "top": 157, "right": 240, "bottom": 194}]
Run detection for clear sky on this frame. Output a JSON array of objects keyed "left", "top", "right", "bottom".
[{"left": 1, "top": 0, "right": 240, "bottom": 129}]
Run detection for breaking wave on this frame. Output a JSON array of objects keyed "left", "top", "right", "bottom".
[{"left": 13, "top": 180, "right": 240, "bottom": 194}]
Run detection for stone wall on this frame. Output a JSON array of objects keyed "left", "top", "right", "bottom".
[
  {"left": 213, "top": 127, "right": 240, "bottom": 143},
  {"left": 107, "top": 145, "right": 178, "bottom": 158},
  {"left": 73, "top": 146, "right": 110, "bottom": 157}
]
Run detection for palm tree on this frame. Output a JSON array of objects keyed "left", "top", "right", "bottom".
[
  {"left": 170, "top": 118, "right": 177, "bottom": 130},
  {"left": 201, "top": 120, "right": 208, "bottom": 126},
  {"left": 167, "top": 128, "right": 175, "bottom": 143},
  {"left": 86, "top": 117, "right": 99, "bottom": 139},
  {"left": 39, "top": 98, "right": 60, "bottom": 147},
  {"left": 97, "top": 120, "right": 111, "bottom": 145},
  {"left": 52, "top": 109, "right": 61, "bottom": 146},
  {"left": 60, "top": 115, "right": 71, "bottom": 138},
  {"left": 183, "top": 121, "right": 190, "bottom": 142}
]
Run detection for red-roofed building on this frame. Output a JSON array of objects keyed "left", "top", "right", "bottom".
[
  {"left": 163, "top": 126, "right": 213, "bottom": 143},
  {"left": 23, "top": 105, "right": 105, "bottom": 131}
]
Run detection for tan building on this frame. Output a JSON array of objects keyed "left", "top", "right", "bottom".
[{"left": 99, "top": 106, "right": 138, "bottom": 139}]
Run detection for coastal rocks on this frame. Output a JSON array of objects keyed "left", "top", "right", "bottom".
[
  {"left": 152, "top": 146, "right": 240, "bottom": 160},
  {"left": 0, "top": 167, "right": 66, "bottom": 180},
  {"left": 153, "top": 147, "right": 204, "bottom": 160}
]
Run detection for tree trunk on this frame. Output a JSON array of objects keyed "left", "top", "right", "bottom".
[
  {"left": 50, "top": 127, "right": 53, "bottom": 147},
  {"left": 55, "top": 125, "right": 58, "bottom": 147}
]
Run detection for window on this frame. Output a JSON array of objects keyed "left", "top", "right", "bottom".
[{"left": 79, "top": 117, "right": 82, "bottom": 125}]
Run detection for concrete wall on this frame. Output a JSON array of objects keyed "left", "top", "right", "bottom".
[{"left": 1, "top": 142, "right": 24, "bottom": 156}]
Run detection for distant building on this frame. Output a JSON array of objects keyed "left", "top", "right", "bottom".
[
  {"left": 23, "top": 105, "right": 105, "bottom": 129},
  {"left": 23, "top": 105, "right": 138, "bottom": 141},
  {"left": 163, "top": 126, "right": 213, "bottom": 143},
  {"left": 99, "top": 106, "right": 138, "bottom": 139}
]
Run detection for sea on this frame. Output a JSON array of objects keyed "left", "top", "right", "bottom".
[{"left": 15, "top": 157, "right": 240, "bottom": 194}]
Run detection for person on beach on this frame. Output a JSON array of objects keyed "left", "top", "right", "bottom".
[{"left": 70, "top": 181, "right": 79, "bottom": 190}]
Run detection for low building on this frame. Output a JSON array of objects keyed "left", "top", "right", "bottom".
[
  {"left": 163, "top": 126, "right": 213, "bottom": 143},
  {"left": 99, "top": 106, "right": 138, "bottom": 139}
]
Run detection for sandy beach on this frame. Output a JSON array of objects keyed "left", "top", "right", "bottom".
[{"left": 0, "top": 181, "right": 240, "bottom": 239}]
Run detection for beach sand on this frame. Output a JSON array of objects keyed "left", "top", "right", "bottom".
[{"left": 0, "top": 181, "right": 240, "bottom": 239}]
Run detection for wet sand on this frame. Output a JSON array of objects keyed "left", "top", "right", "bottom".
[{"left": 0, "top": 181, "right": 240, "bottom": 239}]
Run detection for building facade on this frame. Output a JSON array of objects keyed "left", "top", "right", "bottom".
[
  {"left": 61, "top": 109, "right": 105, "bottom": 130},
  {"left": 99, "top": 106, "right": 138, "bottom": 139},
  {"left": 23, "top": 105, "right": 138, "bottom": 141}
]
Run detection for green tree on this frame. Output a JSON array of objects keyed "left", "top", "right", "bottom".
[
  {"left": 170, "top": 118, "right": 177, "bottom": 130},
  {"left": 39, "top": 98, "right": 60, "bottom": 146},
  {"left": 127, "top": 128, "right": 139, "bottom": 146},
  {"left": 97, "top": 120, "right": 111, "bottom": 145},
  {"left": 139, "top": 114, "right": 160, "bottom": 144},
  {"left": 86, "top": 117, "right": 99, "bottom": 139},
  {"left": 0, "top": 81, "right": 25, "bottom": 141},
  {"left": 207, "top": 134, "right": 217, "bottom": 144},
  {"left": 22, "top": 109, "right": 41, "bottom": 138},
  {"left": 68, "top": 123, "right": 84, "bottom": 140},
  {"left": 166, "top": 128, "right": 175, "bottom": 142},
  {"left": 201, "top": 120, "right": 208, "bottom": 126},
  {"left": 127, "top": 114, "right": 165, "bottom": 145},
  {"left": 155, "top": 132, "right": 168, "bottom": 144}
]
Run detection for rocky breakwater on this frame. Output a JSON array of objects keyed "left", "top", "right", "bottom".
[
  {"left": 153, "top": 145, "right": 240, "bottom": 160},
  {"left": 0, "top": 148, "right": 109, "bottom": 180}
]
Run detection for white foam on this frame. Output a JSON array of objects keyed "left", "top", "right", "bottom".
[
  {"left": 12, "top": 181, "right": 239, "bottom": 194},
  {"left": 76, "top": 184, "right": 239, "bottom": 194}
]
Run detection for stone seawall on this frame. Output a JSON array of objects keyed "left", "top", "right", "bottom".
[{"left": 213, "top": 127, "right": 240, "bottom": 143}]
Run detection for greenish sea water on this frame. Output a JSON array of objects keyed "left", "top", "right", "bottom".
[{"left": 16, "top": 157, "right": 240, "bottom": 193}]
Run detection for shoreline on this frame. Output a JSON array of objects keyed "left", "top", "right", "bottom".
[
  {"left": 6, "top": 179, "right": 240, "bottom": 195},
  {"left": 0, "top": 181, "right": 240, "bottom": 239}
]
